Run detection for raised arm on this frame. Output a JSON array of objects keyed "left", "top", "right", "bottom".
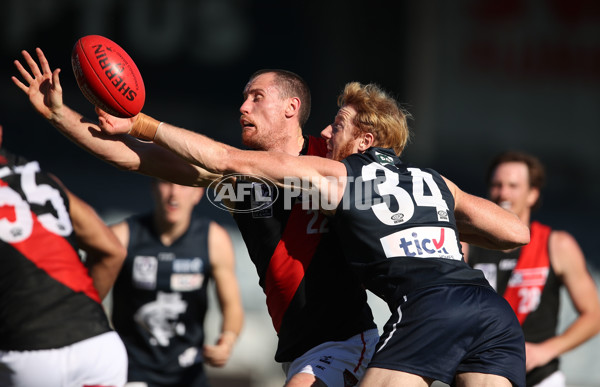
[
  {"left": 12, "top": 48, "right": 218, "bottom": 187},
  {"left": 98, "top": 111, "right": 348, "bottom": 205},
  {"left": 443, "top": 176, "right": 530, "bottom": 250}
]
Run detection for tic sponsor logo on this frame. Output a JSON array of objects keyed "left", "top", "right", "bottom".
[{"left": 379, "top": 226, "right": 462, "bottom": 260}]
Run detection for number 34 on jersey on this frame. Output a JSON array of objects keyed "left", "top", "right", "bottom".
[{"left": 361, "top": 162, "right": 462, "bottom": 261}]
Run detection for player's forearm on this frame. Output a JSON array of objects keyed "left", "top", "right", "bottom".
[
  {"left": 69, "top": 193, "right": 126, "bottom": 299},
  {"left": 152, "top": 120, "right": 235, "bottom": 174},
  {"left": 220, "top": 307, "right": 244, "bottom": 345},
  {"left": 86, "top": 254, "right": 123, "bottom": 299},
  {"left": 548, "top": 311, "right": 600, "bottom": 357},
  {"left": 49, "top": 104, "right": 144, "bottom": 171},
  {"left": 455, "top": 194, "right": 530, "bottom": 249},
  {"left": 138, "top": 115, "right": 336, "bottom": 191}
]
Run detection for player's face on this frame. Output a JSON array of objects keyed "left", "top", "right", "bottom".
[
  {"left": 239, "top": 73, "right": 289, "bottom": 151},
  {"left": 153, "top": 180, "right": 204, "bottom": 226},
  {"left": 488, "top": 161, "right": 538, "bottom": 220},
  {"left": 321, "top": 105, "right": 361, "bottom": 161}
]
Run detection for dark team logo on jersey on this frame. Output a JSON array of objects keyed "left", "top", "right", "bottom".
[
  {"left": 374, "top": 151, "right": 395, "bottom": 165},
  {"left": 206, "top": 173, "right": 278, "bottom": 213},
  {"left": 391, "top": 213, "right": 404, "bottom": 222}
]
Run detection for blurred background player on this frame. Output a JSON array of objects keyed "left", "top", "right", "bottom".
[
  {"left": 13, "top": 48, "right": 379, "bottom": 387},
  {"left": 109, "top": 178, "right": 243, "bottom": 386},
  {"left": 0, "top": 123, "right": 128, "bottom": 386},
  {"left": 463, "top": 150, "right": 600, "bottom": 387}
]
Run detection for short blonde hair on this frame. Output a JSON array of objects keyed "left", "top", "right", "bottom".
[{"left": 338, "top": 82, "right": 411, "bottom": 156}]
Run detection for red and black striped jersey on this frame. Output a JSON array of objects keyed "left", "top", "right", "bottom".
[
  {"left": 232, "top": 136, "right": 376, "bottom": 362},
  {"left": 0, "top": 149, "right": 112, "bottom": 351}
]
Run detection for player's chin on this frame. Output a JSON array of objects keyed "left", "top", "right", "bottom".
[{"left": 241, "top": 130, "right": 258, "bottom": 147}]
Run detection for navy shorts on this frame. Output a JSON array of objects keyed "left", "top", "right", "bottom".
[{"left": 368, "top": 284, "right": 525, "bottom": 387}]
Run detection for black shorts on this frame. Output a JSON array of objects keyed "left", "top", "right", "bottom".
[{"left": 368, "top": 284, "right": 525, "bottom": 387}]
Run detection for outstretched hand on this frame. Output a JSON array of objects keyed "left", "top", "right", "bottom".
[
  {"left": 12, "top": 48, "right": 63, "bottom": 121},
  {"left": 96, "top": 107, "right": 136, "bottom": 136}
]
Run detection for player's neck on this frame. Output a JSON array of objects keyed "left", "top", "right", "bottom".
[
  {"left": 277, "top": 126, "right": 304, "bottom": 156},
  {"left": 155, "top": 216, "right": 191, "bottom": 247}
]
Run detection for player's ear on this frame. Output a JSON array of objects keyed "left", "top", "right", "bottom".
[
  {"left": 358, "top": 132, "right": 375, "bottom": 152},
  {"left": 284, "top": 97, "right": 300, "bottom": 119},
  {"left": 527, "top": 187, "right": 540, "bottom": 208}
]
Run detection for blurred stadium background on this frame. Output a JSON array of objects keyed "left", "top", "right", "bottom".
[{"left": 1, "top": 1, "right": 599, "bottom": 386}]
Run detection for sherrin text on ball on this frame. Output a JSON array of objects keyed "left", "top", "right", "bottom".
[{"left": 71, "top": 35, "right": 145, "bottom": 118}]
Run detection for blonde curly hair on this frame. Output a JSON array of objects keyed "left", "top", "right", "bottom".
[{"left": 338, "top": 82, "right": 411, "bottom": 156}]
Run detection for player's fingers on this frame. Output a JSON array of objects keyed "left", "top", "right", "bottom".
[
  {"left": 97, "top": 115, "right": 111, "bottom": 131},
  {"left": 95, "top": 108, "right": 114, "bottom": 129},
  {"left": 21, "top": 50, "right": 42, "bottom": 78},
  {"left": 52, "top": 69, "right": 62, "bottom": 92},
  {"left": 11, "top": 76, "right": 29, "bottom": 93},
  {"left": 13, "top": 59, "right": 34, "bottom": 85},
  {"left": 36, "top": 47, "right": 52, "bottom": 75}
]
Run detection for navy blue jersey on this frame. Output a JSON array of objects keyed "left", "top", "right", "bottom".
[
  {"left": 334, "top": 147, "right": 490, "bottom": 305},
  {"left": 334, "top": 148, "right": 524, "bottom": 386},
  {"left": 232, "top": 135, "right": 375, "bottom": 362},
  {"left": 0, "top": 149, "right": 112, "bottom": 351},
  {"left": 111, "top": 214, "right": 212, "bottom": 386}
]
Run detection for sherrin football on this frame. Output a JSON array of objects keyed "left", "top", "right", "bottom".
[{"left": 71, "top": 35, "right": 145, "bottom": 118}]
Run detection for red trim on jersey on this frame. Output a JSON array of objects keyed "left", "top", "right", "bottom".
[
  {"left": 264, "top": 136, "right": 329, "bottom": 332},
  {"left": 10, "top": 211, "right": 101, "bottom": 303},
  {"left": 307, "top": 136, "right": 328, "bottom": 157},
  {"left": 265, "top": 203, "right": 325, "bottom": 332},
  {"left": 353, "top": 332, "right": 367, "bottom": 373},
  {"left": 503, "top": 221, "right": 552, "bottom": 324}
]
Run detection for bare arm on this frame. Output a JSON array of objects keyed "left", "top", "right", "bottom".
[
  {"left": 444, "top": 176, "right": 530, "bottom": 250},
  {"left": 203, "top": 222, "right": 244, "bottom": 368},
  {"left": 12, "top": 48, "right": 219, "bottom": 187},
  {"left": 61, "top": 182, "right": 127, "bottom": 300},
  {"left": 109, "top": 221, "right": 130, "bottom": 249},
  {"left": 151, "top": 121, "right": 348, "bottom": 205},
  {"left": 524, "top": 231, "right": 600, "bottom": 371}
]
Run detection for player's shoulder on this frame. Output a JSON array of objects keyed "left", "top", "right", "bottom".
[
  {"left": 208, "top": 220, "right": 233, "bottom": 243},
  {"left": 548, "top": 228, "right": 586, "bottom": 275},
  {"left": 549, "top": 229, "right": 580, "bottom": 252}
]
